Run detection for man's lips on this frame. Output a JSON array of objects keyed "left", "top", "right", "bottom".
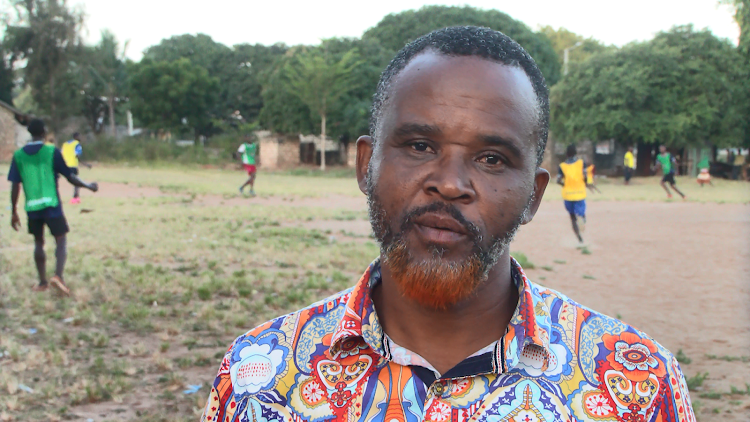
[{"left": 412, "top": 213, "right": 469, "bottom": 244}]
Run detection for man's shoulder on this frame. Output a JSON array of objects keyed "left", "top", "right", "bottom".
[
  {"left": 528, "top": 280, "right": 677, "bottom": 365},
  {"left": 223, "top": 286, "right": 354, "bottom": 361}
]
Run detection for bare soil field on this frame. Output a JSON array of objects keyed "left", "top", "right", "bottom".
[{"left": 0, "top": 167, "right": 748, "bottom": 421}]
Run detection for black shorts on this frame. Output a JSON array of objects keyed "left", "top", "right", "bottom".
[
  {"left": 70, "top": 167, "right": 79, "bottom": 176},
  {"left": 28, "top": 216, "right": 69, "bottom": 238},
  {"left": 661, "top": 172, "right": 676, "bottom": 184},
  {"left": 624, "top": 168, "right": 633, "bottom": 182}
]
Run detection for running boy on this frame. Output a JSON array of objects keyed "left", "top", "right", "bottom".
[
  {"left": 585, "top": 163, "right": 601, "bottom": 193},
  {"left": 557, "top": 144, "right": 588, "bottom": 243},
  {"left": 61, "top": 132, "right": 92, "bottom": 204},
  {"left": 653, "top": 145, "right": 686, "bottom": 199},
  {"left": 8, "top": 119, "right": 99, "bottom": 295},
  {"left": 237, "top": 138, "right": 258, "bottom": 196}
]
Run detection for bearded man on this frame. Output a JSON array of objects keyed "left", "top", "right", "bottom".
[{"left": 201, "top": 27, "right": 694, "bottom": 422}]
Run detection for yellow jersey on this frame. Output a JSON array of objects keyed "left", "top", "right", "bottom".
[
  {"left": 624, "top": 151, "right": 635, "bottom": 169},
  {"left": 560, "top": 159, "right": 587, "bottom": 201},
  {"left": 61, "top": 140, "right": 80, "bottom": 168}
]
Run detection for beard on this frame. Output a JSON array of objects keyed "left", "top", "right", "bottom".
[{"left": 367, "top": 171, "right": 532, "bottom": 310}]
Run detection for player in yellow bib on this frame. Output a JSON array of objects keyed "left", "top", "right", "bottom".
[
  {"left": 557, "top": 145, "right": 588, "bottom": 243},
  {"left": 61, "top": 133, "right": 92, "bottom": 204}
]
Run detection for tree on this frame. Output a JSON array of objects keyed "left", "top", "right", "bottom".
[
  {"left": 129, "top": 58, "right": 219, "bottom": 139},
  {"left": 363, "top": 5, "right": 560, "bottom": 85},
  {"left": 538, "top": 26, "right": 612, "bottom": 71},
  {"left": 80, "top": 30, "right": 128, "bottom": 137},
  {"left": 0, "top": 45, "right": 15, "bottom": 104},
  {"left": 4, "top": 0, "right": 84, "bottom": 132},
  {"left": 281, "top": 48, "right": 362, "bottom": 170},
  {"left": 551, "top": 26, "right": 748, "bottom": 173}
]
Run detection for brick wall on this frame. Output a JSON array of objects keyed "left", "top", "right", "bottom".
[{"left": 257, "top": 131, "right": 301, "bottom": 169}]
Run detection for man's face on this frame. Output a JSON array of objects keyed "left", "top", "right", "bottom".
[
  {"left": 660, "top": 146, "right": 667, "bottom": 153},
  {"left": 356, "top": 52, "right": 548, "bottom": 309}
]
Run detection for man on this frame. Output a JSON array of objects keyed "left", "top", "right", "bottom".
[
  {"left": 61, "top": 132, "right": 92, "bottom": 204},
  {"left": 653, "top": 145, "right": 686, "bottom": 199},
  {"left": 732, "top": 149, "right": 745, "bottom": 180},
  {"left": 557, "top": 144, "right": 588, "bottom": 243},
  {"left": 237, "top": 138, "right": 258, "bottom": 196},
  {"left": 585, "top": 163, "right": 601, "bottom": 194},
  {"left": 8, "top": 119, "right": 99, "bottom": 295},
  {"left": 202, "top": 27, "right": 694, "bottom": 422},
  {"left": 623, "top": 145, "right": 635, "bottom": 185}
]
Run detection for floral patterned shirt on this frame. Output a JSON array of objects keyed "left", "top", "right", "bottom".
[{"left": 201, "top": 258, "right": 695, "bottom": 422}]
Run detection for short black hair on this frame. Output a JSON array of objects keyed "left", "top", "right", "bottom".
[
  {"left": 370, "top": 26, "right": 550, "bottom": 166},
  {"left": 72, "top": 132, "right": 81, "bottom": 139},
  {"left": 27, "top": 119, "right": 46, "bottom": 138},
  {"left": 566, "top": 144, "right": 577, "bottom": 158}
]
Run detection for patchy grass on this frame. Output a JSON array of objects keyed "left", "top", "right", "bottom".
[{"left": 511, "top": 252, "right": 534, "bottom": 269}]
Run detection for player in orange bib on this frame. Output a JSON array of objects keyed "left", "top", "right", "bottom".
[{"left": 557, "top": 145, "right": 588, "bottom": 243}]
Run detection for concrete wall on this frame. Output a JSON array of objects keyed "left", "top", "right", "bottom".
[
  {"left": 0, "top": 107, "right": 30, "bottom": 162},
  {"left": 257, "top": 131, "right": 301, "bottom": 169}
]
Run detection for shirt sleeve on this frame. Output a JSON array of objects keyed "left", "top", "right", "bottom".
[
  {"left": 53, "top": 149, "right": 73, "bottom": 179},
  {"left": 75, "top": 144, "right": 82, "bottom": 156},
  {"left": 237, "top": 144, "right": 245, "bottom": 153},
  {"left": 557, "top": 165, "right": 563, "bottom": 179},
  {"left": 658, "top": 354, "right": 696, "bottom": 422},
  {"left": 201, "top": 341, "right": 238, "bottom": 422},
  {"left": 7, "top": 158, "right": 21, "bottom": 183}
]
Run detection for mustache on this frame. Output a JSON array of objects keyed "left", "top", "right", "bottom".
[{"left": 400, "top": 202, "right": 482, "bottom": 242}]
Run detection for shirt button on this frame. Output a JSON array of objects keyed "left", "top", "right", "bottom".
[{"left": 433, "top": 382, "right": 445, "bottom": 396}]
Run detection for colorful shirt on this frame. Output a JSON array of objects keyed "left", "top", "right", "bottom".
[{"left": 202, "top": 258, "right": 694, "bottom": 422}]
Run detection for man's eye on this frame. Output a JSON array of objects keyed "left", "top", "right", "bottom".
[
  {"left": 411, "top": 142, "right": 430, "bottom": 152},
  {"left": 479, "top": 154, "right": 503, "bottom": 165}
]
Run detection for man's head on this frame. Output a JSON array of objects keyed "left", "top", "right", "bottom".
[
  {"left": 72, "top": 132, "right": 81, "bottom": 141},
  {"left": 659, "top": 145, "right": 667, "bottom": 153},
  {"left": 356, "top": 26, "right": 549, "bottom": 310},
  {"left": 566, "top": 144, "right": 577, "bottom": 159},
  {"left": 628, "top": 146, "right": 634, "bottom": 152},
  {"left": 27, "top": 119, "right": 46, "bottom": 139}
]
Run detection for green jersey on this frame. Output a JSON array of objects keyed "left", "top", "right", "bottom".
[
  {"left": 13, "top": 144, "right": 60, "bottom": 212},
  {"left": 239, "top": 143, "right": 257, "bottom": 165},
  {"left": 656, "top": 153, "right": 673, "bottom": 175}
]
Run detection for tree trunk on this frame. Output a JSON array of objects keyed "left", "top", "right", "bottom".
[
  {"left": 320, "top": 113, "right": 326, "bottom": 171},
  {"left": 635, "top": 141, "right": 654, "bottom": 176},
  {"left": 108, "top": 90, "right": 116, "bottom": 139},
  {"left": 50, "top": 74, "right": 57, "bottom": 136}
]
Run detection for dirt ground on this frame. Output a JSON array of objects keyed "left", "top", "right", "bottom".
[{"left": 2, "top": 177, "right": 748, "bottom": 420}]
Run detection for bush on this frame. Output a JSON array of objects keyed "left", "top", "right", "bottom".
[{"left": 83, "top": 135, "right": 245, "bottom": 165}]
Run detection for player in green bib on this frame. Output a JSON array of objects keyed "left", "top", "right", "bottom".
[
  {"left": 237, "top": 139, "right": 258, "bottom": 196},
  {"left": 652, "top": 145, "right": 685, "bottom": 199},
  {"left": 8, "top": 119, "right": 99, "bottom": 295}
]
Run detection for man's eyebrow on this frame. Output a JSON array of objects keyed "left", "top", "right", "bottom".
[
  {"left": 480, "top": 134, "right": 523, "bottom": 159},
  {"left": 394, "top": 123, "right": 442, "bottom": 138}
]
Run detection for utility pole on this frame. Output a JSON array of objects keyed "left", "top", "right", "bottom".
[{"left": 563, "top": 41, "right": 583, "bottom": 76}]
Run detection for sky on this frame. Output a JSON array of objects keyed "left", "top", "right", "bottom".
[{"left": 76, "top": 0, "right": 740, "bottom": 60}]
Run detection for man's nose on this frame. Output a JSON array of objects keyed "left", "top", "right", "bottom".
[{"left": 423, "top": 153, "right": 476, "bottom": 203}]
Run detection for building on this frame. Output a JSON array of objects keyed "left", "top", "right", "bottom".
[{"left": 0, "top": 100, "right": 32, "bottom": 162}]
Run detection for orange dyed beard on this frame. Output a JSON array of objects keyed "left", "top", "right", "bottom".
[
  {"left": 368, "top": 190, "right": 527, "bottom": 310},
  {"left": 382, "top": 238, "right": 488, "bottom": 310}
]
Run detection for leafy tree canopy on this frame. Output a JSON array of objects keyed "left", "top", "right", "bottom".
[
  {"left": 551, "top": 25, "right": 749, "bottom": 148},
  {"left": 363, "top": 5, "right": 561, "bottom": 85},
  {"left": 129, "top": 58, "right": 219, "bottom": 138},
  {"left": 538, "top": 26, "right": 613, "bottom": 69}
]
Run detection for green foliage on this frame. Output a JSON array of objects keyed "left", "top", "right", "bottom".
[
  {"left": 4, "top": 0, "right": 85, "bottom": 131},
  {"left": 129, "top": 58, "right": 220, "bottom": 138},
  {"left": 538, "top": 26, "right": 613, "bottom": 68},
  {"left": 686, "top": 372, "right": 709, "bottom": 391},
  {"left": 82, "top": 136, "right": 235, "bottom": 165},
  {"left": 551, "top": 25, "right": 749, "bottom": 148},
  {"left": 363, "top": 5, "right": 560, "bottom": 85},
  {"left": 675, "top": 349, "right": 692, "bottom": 364}
]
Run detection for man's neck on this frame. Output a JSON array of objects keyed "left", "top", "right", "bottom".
[{"left": 372, "top": 253, "right": 519, "bottom": 375}]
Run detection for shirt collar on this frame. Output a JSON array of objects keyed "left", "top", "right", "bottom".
[{"left": 328, "top": 257, "right": 553, "bottom": 374}]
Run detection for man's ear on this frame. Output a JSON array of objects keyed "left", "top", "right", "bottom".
[
  {"left": 356, "top": 136, "right": 374, "bottom": 194},
  {"left": 521, "top": 168, "right": 550, "bottom": 225}
]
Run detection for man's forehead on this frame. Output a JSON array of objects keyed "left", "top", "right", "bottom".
[{"left": 381, "top": 51, "right": 539, "bottom": 143}]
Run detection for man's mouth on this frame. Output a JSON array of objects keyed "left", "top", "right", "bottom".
[{"left": 412, "top": 212, "right": 470, "bottom": 245}]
